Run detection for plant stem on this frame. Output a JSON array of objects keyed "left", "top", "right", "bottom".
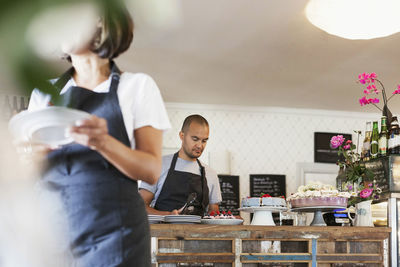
[
  {"left": 375, "top": 78, "right": 388, "bottom": 105},
  {"left": 372, "top": 103, "right": 383, "bottom": 111},
  {"left": 387, "top": 94, "right": 395, "bottom": 102}
]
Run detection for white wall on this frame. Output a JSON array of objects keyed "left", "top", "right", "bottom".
[{"left": 163, "top": 102, "right": 380, "bottom": 202}]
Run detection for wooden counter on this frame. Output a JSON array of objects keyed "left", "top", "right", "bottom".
[{"left": 150, "top": 224, "right": 391, "bottom": 266}]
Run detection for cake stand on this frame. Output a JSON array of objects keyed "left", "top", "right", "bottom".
[
  {"left": 290, "top": 206, "right": 346, "bottom": 226},
  {"left": 238, "top": 206, "right": 288, "bottom": 225}
]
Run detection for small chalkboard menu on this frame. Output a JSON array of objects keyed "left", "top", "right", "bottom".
[
  {"left": 218, "top": 175, "right": 240, "bottom": 215},
  {"left": 314, "top": 132, "right": 352, "bottom": 164},
  {"left": 250, "top": 174, "right": 286, "bottom": 198},
  {"left": 365, "top": 157, "right": 390, "bottom": 194}
]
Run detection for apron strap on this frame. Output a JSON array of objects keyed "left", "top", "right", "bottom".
[
  {"left": 196, "top": 159, "right": 209, "bottom": 213},
  {"left": 53, "top": 60, "right": 121, "bottom": 94},
  {"left": 166, "top": 152, "right": 180, "bottom": 177}
]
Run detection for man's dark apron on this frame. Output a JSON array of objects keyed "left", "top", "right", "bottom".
[
  {"left": 41, "top": 62, "right": 150, "bottom": 267},
  {"left": 154, "top": 152, "right": 209, "bottom": 216}
]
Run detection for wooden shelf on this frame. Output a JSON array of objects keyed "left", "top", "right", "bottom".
[{"left": 150, "top": 225, "right": 390, "bottom": 266}]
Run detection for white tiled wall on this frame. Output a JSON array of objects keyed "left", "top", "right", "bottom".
[{"left": 163, "top": 102, "right": 380, "bottom": 201}]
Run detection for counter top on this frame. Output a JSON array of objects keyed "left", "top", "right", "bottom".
[{"left": 151, "top": 224, "right": 391, "bottom": 240}]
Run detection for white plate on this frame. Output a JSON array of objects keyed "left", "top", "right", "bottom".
[
  {"left": 164, "top": 215, "right": 201, "bottom": 224},
  {"left": 164, "top": 215, "right": 201, "bottom": 220},
  {"left": 201, "top": 219, "right": 244, "bottom": 225},
  {"left": 9, "top": 107, "right": 91, "bottom": 147},
  {"left": 238, "top": 206, "right": 288, "bottom": 213}
]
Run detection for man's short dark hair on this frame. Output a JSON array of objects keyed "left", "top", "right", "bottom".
[{"left": 181, "top": 115, "right": 209, "bottom": 133}]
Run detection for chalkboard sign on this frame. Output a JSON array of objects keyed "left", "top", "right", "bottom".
[
  {"left": 365, "top": 158, "right": 390, "bottom": 194},
  {"left": 218, "top": 175, "right": 240, "bottom": 215},
  {"left": 314, "top": 132, "right": 352, "bottom": 164},
  {"left": 250, "top": 174, "right": 286, "bottom": 198}
]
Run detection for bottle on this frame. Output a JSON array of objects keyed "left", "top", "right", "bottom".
[
  {"left": 336, "top": 166, "right": 346, "bottom": 192},
  {"left": 389, "top": 116, "right": 400, "bottom": 154},
  {"left": 378, "top": 116, "right": 388, "bottom": 157},
  {"left": 1, "top": 95, "right": 12, "bottom": 120},
  {"left": 12, "top": 96, "right": 18, "bottom": 115},
  {"left": 362, "top": 121, "right": 372, "bottom": 161},
  {"left": 19, "top": 96, "right": 26, "bottom": 112},
  {"left": 370, "top": 121, "right": 379, "bottom": 159}
]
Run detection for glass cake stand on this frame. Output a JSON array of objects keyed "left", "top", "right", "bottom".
[
  {"left": 238, "top": 206, "right": 288, "bottom": 225},
  {"left": 290, "top": 206, "right": 346, "bottom": 226}
]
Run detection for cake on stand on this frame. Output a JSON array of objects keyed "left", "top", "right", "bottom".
[
  {"left": 238, "top": 206, "right": 288, "bottom": 225},
  {"left": 291, "top": 206, "right": 346, "bottom": 226}
]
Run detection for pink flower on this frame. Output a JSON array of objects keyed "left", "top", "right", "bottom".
[
  {"left": 359, "top": 96, "right": 368, "bottom": 106},
  {"left": 368, "top": 183, "right": 372, "bottom": 187},
  {"left": 346, "top": 140, "right": 352, "bottom": 144},
  {"left": 343, "top": 144, "right": 351, "bottom": 150},
  {"left": 330, "top": 135, "right": 345, "bottom": 149},
  {"left": 370, "top": 98, "right": 379, "bottom": 104},
  {"left": 360, "top": 188, "right": 373, "bottom": 198},
  {"left": 393, "top": 88, "right": 400, "bottom": 95}
]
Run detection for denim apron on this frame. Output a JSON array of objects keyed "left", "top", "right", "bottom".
[
  {"left": 154, "top": 152, "right": 209, "bottom": 215},
  {"left": 41, "top": 62, "right": 150, "bottom": 267}
]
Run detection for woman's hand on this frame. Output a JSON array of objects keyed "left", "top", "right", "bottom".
[
  {"left": 70, "top": 115, "right": 109, "bottom": 150},
  {"left": 14, "top": 141, "right": 57, "bottom": 163}
]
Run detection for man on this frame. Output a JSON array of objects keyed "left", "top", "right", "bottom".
[{"left": 139, "top": 114, "right": 222, "bottom": 215}]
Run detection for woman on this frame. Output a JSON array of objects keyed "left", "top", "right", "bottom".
[{"left": 27, "top": 2, "right": 170, "bottom": 266}]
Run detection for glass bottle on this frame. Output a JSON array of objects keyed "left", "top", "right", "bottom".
[
  {"left": 1, "top": 95, "right": 12, "bottom": 120},
  {"left": 370, "top": 121, "right": 379, "bottom": 159},
  {"left": 336, "top": 166, "right": 346, "bottom": 192},
  {"left": 378, "top": 116, "right": 388, "bottom": 157},
  {"left": 19, "top": 96, "right": 26, "bottom": 112},
  {"left": 389, "top": 116, "right": 400, "bottom": 155},
  {"left": 362, "top": 121, "right": 372, "bottom": 161},
  {"left": 12, "top": 95, "right": 18, "bottom": 115}
]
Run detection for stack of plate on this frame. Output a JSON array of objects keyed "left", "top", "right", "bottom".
[
  {"left": 8, "top": 106, "right": 91, "bottom": 147},
  {"left": 148, "top": 215, "right": 165, "bottom": 224},
  {"left": 164, "top": 215, "right": 201, "bottom": 224}
]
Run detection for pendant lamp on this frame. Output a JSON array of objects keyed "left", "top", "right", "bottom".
[{"left": 305, "top": 0, "right": 400, "bottom": 40}]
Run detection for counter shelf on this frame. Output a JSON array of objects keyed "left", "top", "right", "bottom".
[{"left": 150, "top": 224, "right": 390, "bottom": 266}]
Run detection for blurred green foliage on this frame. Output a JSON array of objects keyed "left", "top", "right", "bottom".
[{"left": 0, "top": 0, "right": 118, "bottom": 103}]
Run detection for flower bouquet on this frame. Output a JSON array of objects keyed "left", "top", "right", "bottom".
[
  {"left": 330, "top": 134, "right": 374, "bottom": 185},
  {"left": 330, "top": 134, "right": 380, "bottom": 206}
]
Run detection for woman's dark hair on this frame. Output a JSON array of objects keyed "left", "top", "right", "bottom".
[
  {"left": 64, "top": 1, "right": 134, "bottom": 61},
  {"left": 90, "top": 1, "right": 134, "bottom": 59}
]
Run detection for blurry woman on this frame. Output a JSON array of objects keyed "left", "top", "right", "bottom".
[{"left": 27, "top": 1, "right": 170, "bottom": 266}]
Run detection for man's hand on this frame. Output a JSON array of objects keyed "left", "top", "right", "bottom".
[{"left": 171, "top": 205, "right": 186, "bottom": 215}]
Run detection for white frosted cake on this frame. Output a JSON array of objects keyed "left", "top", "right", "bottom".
[
  {"left": 287, "top": 182, "right": 350, "bottom": 208},
  {"left": 242, "top": 194, "right": 286, "bottom": 208}
]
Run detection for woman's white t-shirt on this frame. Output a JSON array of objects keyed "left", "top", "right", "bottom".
[{"left": 28, "top": 72, "right": 171, "bottom": 148}]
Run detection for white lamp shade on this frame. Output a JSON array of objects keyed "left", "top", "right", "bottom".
[{"left": 305, "top": 0, "right": 400, "bottom": 40}]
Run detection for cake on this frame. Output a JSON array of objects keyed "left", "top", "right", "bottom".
[
  {"left": 287, "top": 182, "right": 351, "bottom": 208},
  {"left": 203, "top": 210, "right": 236, "bottom": 219},
  {"left": 242, "top": 194, "right": 287, "bottom": 208}
]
